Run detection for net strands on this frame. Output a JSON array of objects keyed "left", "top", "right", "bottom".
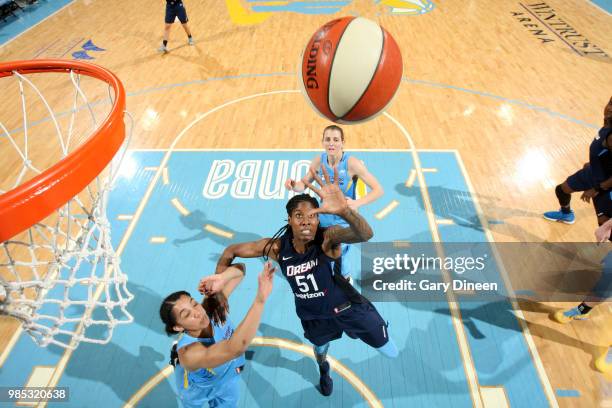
[{"left": 0, "top": 62, "right": 133, "bottom": 349}]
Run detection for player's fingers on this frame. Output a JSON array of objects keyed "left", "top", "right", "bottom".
[
  {"left": 310, "top": 169, "right": 325, "bottom": 186},
  {"left": 264, "top": 262, "right": 276, "bottom": 277},
  {"left": 332, "top": 166, "right": 339, "bottom": 186},
  {"left": 268, "top": 265, "right": 276, "bottom": 276},
  {"left": 307, "top": 208, "right": 322, "bottom": 217},
  {"left": 304, "top": 179, "right": 322, "bottom": 196},
  {"left": 320, "top": 165, "right": 331, "bottom": 185},
  {"left": 197, "top": 279, "right": 208, "bottom": 291}
]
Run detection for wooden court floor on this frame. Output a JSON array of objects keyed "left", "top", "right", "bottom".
[{"left": 0, "top": 0, "right": 610, "bottom": 407}]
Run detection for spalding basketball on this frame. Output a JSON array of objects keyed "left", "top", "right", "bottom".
[{"left": 300, "top": 17, "right": 403, "bottom": 124}]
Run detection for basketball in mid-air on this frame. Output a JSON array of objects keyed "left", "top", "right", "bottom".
[{"left": 300, "top": 17, "right": 403, "bottom": 124}]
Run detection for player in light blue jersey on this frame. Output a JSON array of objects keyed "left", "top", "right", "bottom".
[
  {"left": 160, "top": 263, "right": 275, "bottom": 408},
  {"left": 285, "top": 125, "right": 384, "bottom": 279}
]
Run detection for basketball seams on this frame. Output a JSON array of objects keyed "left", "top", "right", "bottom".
[
  {"left": 340, "top": 24, "right": 385, "bottom": 121},
  {"left": 326, "top": 17, "right": 355, "bottom": 121}
]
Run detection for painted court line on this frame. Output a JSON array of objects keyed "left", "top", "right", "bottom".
[
  {"left": 2, "top": 72, "right": 599, "bottom": 140},
  {"left": 204, "top": 224, "right": 234, "bottom": 239},
  {"left": 588, "top": 0, "right": 612, "bottom": 16},
  {"left": 480, "top": 386, "right": 510, "bottom": 408},
  {"left": 171, "top": 198, "right": 190, "bottom": 216},
  {"left": 162, "top": 167, "right": 169, "bottom": 185},
  {"left": 555, "top": 389, "right": 581, "bottom": 398},
  {"left": 123, "top": 337, "right": 383, "bottom": 408},
  {"left": 0, "top": 326, "right": 22, "bottom": 368},
  {"left": 383, "top": 112, "right": 483, "bottom": 407},
  {"left": 454, "top": 151, "right": 559, "bottom": 407},
  {"left": 405, "top": 169, "right": 417, "bottom": 187},
  {"left": 375, "top": 200, "right": 399, "bottom": 220}
]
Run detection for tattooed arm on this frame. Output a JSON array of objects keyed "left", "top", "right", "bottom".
[
  {"left": 215, "top": 238, "right": 280, "bottom": 274},
  {"left": 302, "top": 166, "right": 374, "bottom": 258},
  {"left": 321, "top": 208, "right": 373, "bottom": 256}
]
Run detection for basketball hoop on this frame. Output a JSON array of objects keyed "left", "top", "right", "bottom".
[{"left": 0, "top": 59, "right": 134, "bottom": 349}]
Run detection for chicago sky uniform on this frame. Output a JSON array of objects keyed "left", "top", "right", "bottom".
[
  {"left": 174, "top": 316, "right": 245, "bottom": 408},
  {"left": 317, "top": 152, "right": 356, "bottom": 228}
]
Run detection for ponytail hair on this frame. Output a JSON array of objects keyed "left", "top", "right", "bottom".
[
  {"left": 202, "top": 293, "right": 228, "bottom": 326},
  {"left": 160, "top": 290, "right": 229, "bottom": 334}
]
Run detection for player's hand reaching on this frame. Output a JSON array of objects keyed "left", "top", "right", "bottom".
[
  {"left": 198, "top": 274, "right": 226, "bottom": 295},
  {"left": 304, "top": 166, "right": 348, "bottom": 216},
  {"left": 284, "top": 178, "right": 296, "bottom": 191},
  {"left": 346, "top": 198, "right": 360, "bottom": 211},
  {"left": 256, "top": 261, "right": 276, "bottom": 303},
  {"left": 580, "top": 188, "right": 598, "bottom": 203},
  {"left": 595, "top": 218, "right": 612, "bottom": 242}
]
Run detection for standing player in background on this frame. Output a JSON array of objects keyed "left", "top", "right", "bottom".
[
  {"left": 544, "top": 97, "right": 612, "bottom": 224},
  {"left": 159, "top": 0, "right": 194, "bottom": 53},
  {"left": 285, "top": 125, "right": 384, "bottom": 279},
  {"left": 552, "top": 217, "right": 612, "bottom": 374},
  {"left": 214, "top": 167, "right": 397, "bottom": 397},
  {"left": 159, "top": 263, "right": 275, "bottom": 407}
]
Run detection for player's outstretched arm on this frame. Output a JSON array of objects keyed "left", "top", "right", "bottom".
[
  {"left": 198, "top": 263, "right": 245, "bottom": 299},
  {"left": 303, "top": 166, "right": 373, "bottom": 251},
  {"left": 347, "top": 156, "right": 384, "bottom": 209},
  {"left": 324, "top": 208, "right": 374, "bottom": 247},
  {"left": 595, "top": 218, "right": 612, "bottom": 242},
  {"left": 285, "top": 155, "right": 320, "bottom": 192},
  {"left": 216, "top": 238, "right": 280, "bottom": 274},
  {"left": 179, "top": 263, "right": 275, "bottom": 371}
]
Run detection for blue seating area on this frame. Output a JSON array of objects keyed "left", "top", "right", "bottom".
[
  {"left": 0, "top": 0, "right": 20, "bottom": 22},
  {"left": 0, "top": 0, "right": 38, "bottom": 22},
  {"left": 0, "top": 0, "right": 71, "bottom": 46}
]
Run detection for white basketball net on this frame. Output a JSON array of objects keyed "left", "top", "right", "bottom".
[{"left": 0, "top": 67, "right": 134, "bottom": 349}]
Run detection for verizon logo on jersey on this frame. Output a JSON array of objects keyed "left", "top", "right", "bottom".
[{"left": 286, "top": 259, "right": 318, "bottom": 277}]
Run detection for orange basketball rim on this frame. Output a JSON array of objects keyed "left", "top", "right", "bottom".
[{"left": 0, "top": 59, "right": 126, "bottom": 242}]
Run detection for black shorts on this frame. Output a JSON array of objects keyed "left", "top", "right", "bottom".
[
  {"left": 566, "top": 166, "right": 597, "bottom": 192},
  {"left": 300, "top": 302, "right": 390, "bottom": 348},
  {"left": 165, "top": 2, "right": 188, "bottom": 24},
  {"left": 593, "top": 191, "right": 612, "bottom": 218}
]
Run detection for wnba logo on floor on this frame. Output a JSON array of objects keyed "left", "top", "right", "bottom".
[
  {"left": 225, "top": 0, "right": 434, "bottom": 26},
  {"left": 203, "top": 159, "right": 311, "bottom": 199}
]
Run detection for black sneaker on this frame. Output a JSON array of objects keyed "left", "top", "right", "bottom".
[{"left": 318, "top": 361, "right": 333, "bottom": 396}]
